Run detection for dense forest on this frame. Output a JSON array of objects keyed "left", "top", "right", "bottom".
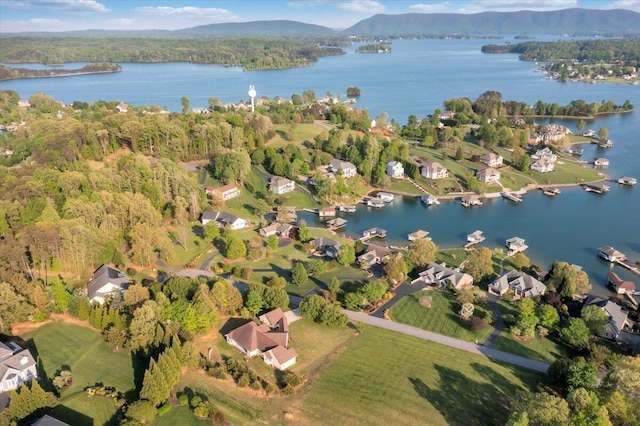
[
  {"left": 0, "top": 37, "right": 346, "bottom": 70},
  {"left": 481, "top": 38, "right": 640, "bottom": 66},
  {"left": 0, "top": 63, "right": 121, "bottom": 82}
]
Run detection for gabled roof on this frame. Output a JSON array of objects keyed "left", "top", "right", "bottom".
[
  {"left": 226, "top": 309, "right": 291, "bottom": 354},
  {"left": 415, "top": 263, "right": 473, "bottom": 288},
  {"left": 490, "top": 270, "right": 546, "bottom": 297},
  {"left": 259, "top": 308, "right": 289, "bottom": 333},
  {"left": 270, "top": 176, "right": 293, "bottom": 187},
  {"left": 31, "top": 415, "right": 71, "bottom": 426},
  {"left": 0, "top": 342, "right": 36, "bottom": 382},
  {"left": 201, "top": 211, "right": 244, "bottom": 226},
  {"left": 310, "top": 236, "right": 340, "bottom": 249},
  {"left": 87, "top": 264, "right": 129, "bottom": 301},
  {"left": 263, "top": 346, "right": 298, "bottom": 366},
  {"left": 585, "top": 297, "right": 629, "bottom": 335},
  {"left": 330, "top": 158, "right": 356, "bottom": 171},
  {"left": 506, "top": 237, "right": 526, "bottom": 246}
]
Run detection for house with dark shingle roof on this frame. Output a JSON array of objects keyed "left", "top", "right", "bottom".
[
  {"left": 225, "top": 308, "right": 297, "bottom": 370},
  {"left": 0, "top": 341, "right": 38, "bottom": 392},
  {"left": 310, "top": 236, "right": 341, "bottom": 258},
  {"left": 584, "top": 296, "right": 630, "bottom": 340},
  {"left": 201, "top": 211, "right": 248, "bottom": 230},
  {"left": 87, "top": 264, "right": 129, "bottom": 305},
  {"left": 412, "top": 263, "right": 473, "bottom": 290},
  {"left": 489, "top": 271, "right": 546, "bottom": 299}
]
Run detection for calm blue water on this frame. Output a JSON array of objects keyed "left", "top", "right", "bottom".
[{"left": 1, "top": 38, "right": 639, "bottom": 295}]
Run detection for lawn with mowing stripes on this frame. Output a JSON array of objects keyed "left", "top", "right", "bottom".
[
  {"left": 23, "top": 323, "right": 140, "bottom": 426},
  {"left": 153, "top": 405, "right": 209, "bottom": 426},
  {"left": 389, "top": 290, "right": 494, "bottom": 343},
  {"left": 300, "top": 325, "right": 542, "bottom": 426}
]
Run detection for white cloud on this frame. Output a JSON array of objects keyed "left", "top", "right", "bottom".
[
  {"left": 133, "top": 6, "right": 239, "bottom": 20},
  {"left": 409, "top": 2, "right": 452, "bottom": 13},
  {"left": 337, "top": 0, "right": 385, "bottom": 13},
  {"left": 459, "top": 0, "right": 577, "bottom": 13},
  {"left": 28, "top": 17, "right": 63, "bottom": 25},
  {"left": 600, "top": 0, "right": 640, "bottom": 11},
  {"left": 3, "top": 0, "right": 109, "bottom": 13}
]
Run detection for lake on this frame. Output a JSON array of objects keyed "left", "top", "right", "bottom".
[{"left": 1, "top": 38, "right": 639, "bottom": 295}]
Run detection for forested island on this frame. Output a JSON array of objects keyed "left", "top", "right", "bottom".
[
  {"left": 0, "top": 63, "right": 121, "bottom": 82},
  {"left": 0, "top": 37, "right": 346, "bottom": 71},
  {"left": 356, "top": 44, "right": 391, "bottom": 53},
  {"left": 0, "top": 87, "right": 638, "bottom": 426},
  {"left": 481, "top": 38, "right": 640, "bottom": 83}
]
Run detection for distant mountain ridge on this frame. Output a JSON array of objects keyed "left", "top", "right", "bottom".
[
  {"left": 1, "top": 8, "right": 638, "bottom": 38},
  {"left": 345, "top": 8, "right": 640, "bottom": 36}
]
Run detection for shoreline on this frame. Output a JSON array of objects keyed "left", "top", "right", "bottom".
[{"left": 0, "top": 68, "right": 122, "bottom": 82}]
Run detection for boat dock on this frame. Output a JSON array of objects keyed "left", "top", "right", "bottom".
[
  {"left": 582, "top": 182, "right": 610, "bottom": 194},
  {"left": 618, "top": 176, "right": 637, "bottom": 186},
  {"left": 359, "top": 227, "right": 387, "bottom": 242},
  {"left": 464, "top": 230, "right": 486, "bottom": 249},
  {"left": 461, "top": 195, "right": 483, "bottom": 207},
  {"left": 339, "top": 205, "right": 357, "bottom": 213},
  {"left": 326, "top": 217, "right": 347, "bottom": 230},
  {"left": 365, "top": 198, "right": 385, "bottom": 208},
  {"left": 420, "top": 194, "right": 440, "bottom": 206},
  {"left": 542, "top": 187, "right": 561, "bottom": 196},
  {"left": 501, "top": 192, "right": 522, "bottom": 203}
]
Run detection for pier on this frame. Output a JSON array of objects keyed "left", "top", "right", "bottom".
[
  {"left": 326, "top": 217, "right": 347, "bottom": 230},
  {"left": 618, "top": 176, "right": 637, "bottom": 186},
  {"left": 464, "top": 230, "right": 486, "bottom": 249},
  {"left": 461, "top": 195, "right": 483, "bottom": 207},
  {"left": 501, "top": 192, "right": 523, "bottom": 203},
  {"left": 582, "top": 182, "right": 610, "bottom": 194},
  {"left": 359, "top": 227, "right": 387, "bottom": 242}
]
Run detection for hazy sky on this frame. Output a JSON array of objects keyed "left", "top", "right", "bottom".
[{"left": 1, "top": 0, "right": 638, "bottom": 33}]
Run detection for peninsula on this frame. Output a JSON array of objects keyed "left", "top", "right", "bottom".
[{"left": 0, "top": 63, "right": 121, "bottom": 81}]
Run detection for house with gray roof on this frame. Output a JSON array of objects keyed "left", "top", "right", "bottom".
[
  {"left": 87, "top": 264, "right": 129, "bottom": 305},
  {"left": 357, "top": 244, "right": 391, "bottom": 266},
  {"left": 225, "top": 308, "right": 297, "bottom": 370},
  {"left": 489, "top": 271, "right": 546, "bottom": 299},
  {"left": 0, "top": 341, "right": 38, "bottom": 392},
  {"left": 329, "top": 158, "right": 357, "bottom": 179},
  {"left": 201, "top": 211, "right": 248, "bottom": 230},
  {"left": 310, "top": 236, "right": 341, "bottom": 258},
  {"left": 412, "top": 263, "right": 473, "bottom": 290},
  {"left": 584, "top": 297, "right": 630, "bottom": 340}
]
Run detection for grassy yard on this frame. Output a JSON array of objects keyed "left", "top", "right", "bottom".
[
  {"left": 435, "top": 249, "right": 469, "bottom": 268},
  {"left": 385, "top": 180, "right": 423, "bottom": 195},
  {"left": 269, "top": 123, "right": 327, "bottom": 150},
  {"left": 389, "top": 290, "right": 494, "bottom": 343},
  {"left": 177, "top": 319, "right": 541, "bottom": 425},
  {"left": 152, "top": 405, "right": 209, "bottom": 426},
  {"left": 22, "top": 323, "right": 140, "bottom": 426},
  {"left": 275, "top": 188, "right": 321, "bottom": 209},
  {"left": 166, "top": 227, "right": 212, "bottom": 268}
]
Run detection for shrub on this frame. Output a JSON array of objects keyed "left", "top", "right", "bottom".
[
  {"left": 263, "top": 382, "right": 275, "bottom": 394},
  {"left": 249, "top": 380, "right": 262, "bottom": 391},
  {"left": 237, "top": 374, "right": 250, "bottom": 388},
  {"left": 470, "top": 316, "right": 488, "bottom": 331},
  {"left": 126, "top": 267, "right": 137, "bottom": 276},
  {"left": 240, "top": 267, "right": 253, "bottom": 279},
  {"left": 157, "top": 402, "right": 171, "bottom": 416},
  {"left": 178, "top": 394, "right": 188, "bottom": 406}
]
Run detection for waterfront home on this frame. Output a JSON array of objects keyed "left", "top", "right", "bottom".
[
  {"left": 201, "top": 211, "right": 248, "bottom": 230},
  {"left": 87, "top": 264, "right": 130, "bottom": 305},
  {"left": 386, "top": 161, "right": 404, "bottom": 178},
  {"left": 421, "top": 161, "right": 449, "bottom": 179},
  {"left": 583, "top": 297, "right": 630, "bottom": 340},
  {"left": 0, "top": 342, "right": 38, "bottom": 392},
  {"left": 412, "top": 263, "right": 473, "bottom": 291},
  {"left": 310, "top": 236, "right": 341, "bottom": 258},
  {"left": 607, "top": 272, "right": 636, "bottom": 295},
  {"left": 506, "top": 237, "right": 528, "bottom": 256},
  {"left": 440, "top": 110, "right": 457, "bottom": 120},
  {"left": 489, "top": 271, "right": 546, "bottom": 299},
  {"left": 539, "top": 123, "right": 572, "bottom": 143},
  {"left": 270, "top": 176, "right": 295, "bottom": 195},
  {"left": 408, "top": 230, "right": 430, "bottom": 241},
  {"left": 318, "top": 207, "right": 336, "bottom": 218},
  {"left": 225, "top": 308, "right": 297, "bottom": 371},
  {"left": 594, "top": 158, "right": 609, "bottom": 167},
  {"left": 259, "top": 222, "right": 293, "bottom": 238},
  {"left": 362, "top": 227, "right": 387, "bottom": 239},
  {"left": 329, "top": 159, "right": 358, "bottom": 179},
  {"left": 461, "top": 195, "right": 482, "bottom": 207},
  {"left": 531, "top": 158, "right": 555, "bottom": 173},
  {"left": 357, "top": 244, "right": 391, "bottom": 266},
  {"left": 479, "top": 152, "right": 504, "bottom": 168},
  {"left": 17, "top": 99, "right": 31, "bottom": 109},
  {"left": 115, "top": 102, "right": 129, "bottom": 113},
  {"left": 598, "top": 246, "right": 627, "bottom": 263},
  {"left": 476, "top": 167, "right": 501, "bottom": 184},
  {"left": 376, "top": 192, "right": 395, "bottom": 202},
  {"left": 207, "top": 183, "right": 240, "bottom": 201},
  {"left": 531, "top": 147, "right": 557, "bottom": 163}
]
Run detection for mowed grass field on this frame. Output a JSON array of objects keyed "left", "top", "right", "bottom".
[
  {"left": 175, "top": 319, "right": 541, "bottom": 425},
  {"left": 22, "top": 323, "right": 140, "bottom": 426},
  {"left": 389, "top": 291, "right": 494, "bottom": 342}
]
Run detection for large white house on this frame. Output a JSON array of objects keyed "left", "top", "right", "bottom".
[
  {"left": 87, "top": 264, "right": 129, "bottom": 305},
  {"left": 225, "top": 308, "right": 298, "bottom": 370},
  {"left": 206, "top": 184, "right": 240, "bottom": 201},
  {"left": 479, "top": 152, "right": 503, "bottom": 167},
  {"left": 0, "top": 342, "right": 38, "bottom": 392},
  {"left": 531, "top": 147, "right": 557, "bottom": 173},
  {"left": 476, "top": 167, "right": 501, "bottom": 184},
  {"left": 270, "top": 177, "right": 295, "bottom": 194},
  {"left": 201, "top": 211, "right": 248, "bottom": 230},
  {"left": 411, "top": 263, "right": 473, "bottom": 290},
  {"left": 386, "top": 161, "right": 404, "bottom": 178},
  {"left": 489, "top": 271, "right": 546, "bottom": 299},
  {"left": 421, "top": 161, "right": 449, "bottom": 180},
  {"left": 329, "top": 159, "right": 357, "bottom": 179}
]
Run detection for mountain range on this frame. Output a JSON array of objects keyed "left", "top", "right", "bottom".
[{"left": 2, "top": 8, "right": 638, "bottom": 37}]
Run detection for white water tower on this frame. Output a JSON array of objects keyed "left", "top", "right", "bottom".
[{"left": 248, "top": 85, "right": 256, "bottom": 113}]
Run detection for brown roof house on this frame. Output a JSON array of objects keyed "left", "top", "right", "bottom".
[
  {"left": 0, "top": 341, "right": 38, "bottom": 392},
  {"left": 225, "top": 308, "right": 297, "bottom": 370},
  {"left": 607, "top": 272, "right": 636, "bottom": 295},
  {"left": 411, "top": 263, "right": 473, "bottom": 290}
]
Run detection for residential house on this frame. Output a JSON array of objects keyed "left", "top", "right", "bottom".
[
  {"left": 440, "top": 110, "right": 456, "bottom": 120},
  {"left": 607, "top": 272, "right": 636, "bottom": 295},
  {"left": 258, "top": 222, "right": 293, "bottom": 238},
  {"left": 357, "top": 244, "right": 391, "bottom": 266},
  {"left": 208, "top": 184, "right": 240, "bottom": 201},
  {"left": 0, "top": 341, "right": 38, "bottom": 392},
  {"left": 479, "top": 152, "right": 504, "bottom": 168},
  {"left": 225, "top": 308, "right": 297, "bottom": 370},
  {"left": 115, "top": 102, "right": 128, "bottom": 113},
  {"left": 270, "top": 177, "right": 295, "bottom": 195},
  {"left": 489, "top": 271, "right": 546, "bottom": 299},
  {"left": 584, "top": 297, "right": 630, "bottom": 340},
  {"left": 386, "top": 161, "right": 404, "bottom": 178},
  {"left": 329, "top": 159, "right": 357, "bottom": 179},
  {"left": 476, "top": 167, "right": 501, "bottom": 184},
  {"left": 87, "top": 264, "right": 129, "bottom": 305},
  {"left": 31, "top": 415, "right": 71, "bottom": 426},
  {"left": 598, "top": 246, "right": 627, "bottom": 263},
  {"left": 201, "top": 211, "right": 248, "bottom": 230},
  {"left": 310, "top": 236, "right": 341, "bottom": 258},
  {"left": 17, "top": 100, "right": 31, "bottom": 109},
  {"left": 411, "top": 263, "right": 473, "bottom": 290},
  {"left": 407, "top": 230, "right": 430, "bottom": 241},
  {"left": 531, "top": 147, "right": 557, "bottom": 173},
  {"left": 421, "top": 161, "right": 449, "bottom": 180},
  {"left": 539, "top": 123, "right": 571, "bottom": 143},
  {"left": 505, "top": 237, "right": 528, "bottom": 256}
]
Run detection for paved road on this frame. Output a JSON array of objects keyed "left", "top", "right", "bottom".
[
  {"left": 486, "top": 294, "right": 505, "bottom": 348},
  {"left": 344, "top": 310, "right": 549, "bottom": 373}
]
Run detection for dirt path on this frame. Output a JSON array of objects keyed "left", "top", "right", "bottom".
[{"left": 11, "top": 313, "right": 95, "bottom": 336}]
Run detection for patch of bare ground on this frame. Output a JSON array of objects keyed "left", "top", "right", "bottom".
[{"left": 11, "top": 312, "right": 95, "bottom": 336}]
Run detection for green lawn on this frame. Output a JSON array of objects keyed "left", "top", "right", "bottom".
[
  {"left": 152, "top": 405, "right": 209, "bottom": 426},
  {"left": 435, "top": 249, "right": 468, "bottom": 268},
  {"left": 166, "top": 227, "right": 212, "bottom": 267},
  {"left": 385, "top": 180, "right": 423, "bottom": 195},
  {"left": 389, "top": 291, "right": 494, "bottom": 343},
  {"left": 22, "top": 323, "right": 139, "bottom": 426},
  {"left": 178, "top": 319, "right": 541, "bottom": 425},
  {"left": 276, "top": 188, "right": 320, "bottom": 209}
]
